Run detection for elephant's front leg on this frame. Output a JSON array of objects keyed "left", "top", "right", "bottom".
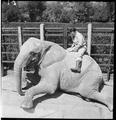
[{"left": 21, "top": 78, "right": 57, "bottom": 109}]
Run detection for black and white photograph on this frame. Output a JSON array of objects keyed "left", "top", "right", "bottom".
[{"left": 1, "top": 1, "right": 114, "bottom": 119}]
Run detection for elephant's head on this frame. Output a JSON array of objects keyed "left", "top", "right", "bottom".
[{"left": 14, "top": 37, "right": 52, "bottom": 95}]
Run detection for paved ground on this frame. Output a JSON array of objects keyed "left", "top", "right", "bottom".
[{"left": 1, "top": 70, "right": 113, "bottom": 118}]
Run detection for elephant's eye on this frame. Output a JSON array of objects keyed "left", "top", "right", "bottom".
[
  {"left": 32, "top": 57, "right": 36, "bottom": 61},
  {"left": 30, "top": 52, "right": 37, "bottom": 57}
]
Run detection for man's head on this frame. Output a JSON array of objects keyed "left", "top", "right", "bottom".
[{"left": 70, "top": 28, "right": 77, "bottom": 40}]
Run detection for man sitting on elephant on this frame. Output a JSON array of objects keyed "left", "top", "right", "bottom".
[{"left": 67, "top": 28, "right": 87, "bottom": 73}]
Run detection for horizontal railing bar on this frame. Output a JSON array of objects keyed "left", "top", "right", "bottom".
[
  {"left": 2, "top": 27, "right": 114, "bottom": 30},
  {"left": 68, "top": 43, "right": 114, "bottom": 46},
  {"left": 45, "top": 34, "right": 64, "bottom": 36},
  {"left": 2, "top": 27, "right": 63, "bottom": 30},
  {"left": 92, "top": 32, "right": 114, "bottom": 34},
  {"left": 46, "top": 30, "right": 64, "bottom": 32},
  {"left": 93, "top": 28, "right": 114, "bottom": 30},
  {"left": 92, "top": 30, "right": 114, "bottom": 33},
  {"left": 23, "top": 34, "right": 40, "bottom": 36},
  {"left": 23, "top": 27, "right": 40, "bottom": 30},
  {"left": 2, "top": 26, "right": 114, "bottom": 30},
  {"left": 92, "top": 44, "right": 114, "bottom": 46},
  {"left": 2, "top": 61, "right": 14, "bottom": 63},
  {"left": 68, "top": 27, "right": 87, "bottom": 29},
  {"left": 2, "top": 52, "right": 18, "bottom": 54},
  {"left": 2, "top": 43, "right": 18, "bottom": 45},
  {"left": 2, "top": 27, "right": 18, "bottom": 30},
  {"left": 2, "top": 33, "right": 18, "bottom": 36},
  {"left": 45, "top": 27, "right": 63, "bottom": 29},
  {"left": 91, "top": 54, "right": 114, "bottom": 56},
  {"left": 2, "top": 30, "right": 18, "bottom": 32}
]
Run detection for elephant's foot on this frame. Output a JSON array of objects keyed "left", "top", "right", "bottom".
[
  {"left": 71, "top": 68, "right": 81, "bottom": 73},
  {"left": 21, "top": 97, "right": 33, "bottom": 109},
  {"left": 71, "top": 60, "right": 82, "bottom": 73}
]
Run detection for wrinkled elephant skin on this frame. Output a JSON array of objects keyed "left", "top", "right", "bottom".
[{"left": 14, "top": 37, "right": 113, "bottom": 111}]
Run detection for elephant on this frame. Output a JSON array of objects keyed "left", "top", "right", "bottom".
[{"left": 14, "top": 37, "right": 113, "bottom": 112}]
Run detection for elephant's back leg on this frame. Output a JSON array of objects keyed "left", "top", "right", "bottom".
[
  {"left": 73, "top": 71, "right": 112, "bottom": 111},
  {"left": 75, "top": 70, "right": 103, "bottom": 98}
]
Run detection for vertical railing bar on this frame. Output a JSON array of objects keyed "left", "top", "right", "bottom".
[
  {"left": 40, "top": 23, "right": 45, "bottom": 41},
  {"left": 87, "top": 23, "right": 92, "bottom": 56},
  {"left": 107, "top": 33, "right": 113, "bottom": 81}
]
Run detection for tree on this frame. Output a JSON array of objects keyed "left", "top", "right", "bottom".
[
  {"left": 2, "top": 1, "right": 115, "bottom": 23},
  {"left": 59, "top": 10, "right": 72, "bottom": 23},
  {"left": 27, "top": 1, "right": 46, "bottom": 22},
  {"left": 42, "top": 2, "right": 63, "bottom": 22},
  {"left": 2, "top": 1, "right": 21, "bottom": 22},
  {"left": 106, "top": 2, "right": 115, "bottom": 22},
  {"left": 42, "top": 2, "right": 87, "bottom": 23},
  {"left": 90, "top": 2, "right": 110, "bottom": 22},
  {"left": 7, "top": 4, "right": 21, "bottom": 22},
  {"left": 2, "top": 2, "right": 9, "bottom": 22}
]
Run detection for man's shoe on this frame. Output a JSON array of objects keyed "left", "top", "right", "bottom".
[{"left": 71, "top": 60, "right": 82, "bottom": 73}]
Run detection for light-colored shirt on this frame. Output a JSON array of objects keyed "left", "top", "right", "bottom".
[{"left": 72, "top": 31, "right": 86, "bottom": 47}]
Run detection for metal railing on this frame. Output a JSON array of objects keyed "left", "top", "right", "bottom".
[{"left": 1, "top": 22, "right": 114, "bottom": 80}]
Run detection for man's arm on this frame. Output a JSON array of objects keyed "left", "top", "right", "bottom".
[
  {"left": 67, "top": 44, "right": 80, "bottom": 52},
  {"left": 67, "top": 43, "right": 75, "bottom": 52},
  {"left": 71, "top": 44, "right": 81, "bottom": 52},
  {"left": 71, "top": 43, "right": 75, "bottom": 47}
]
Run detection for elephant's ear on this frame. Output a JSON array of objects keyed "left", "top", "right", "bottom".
[
  {"left": 25, "top": 52, "right": 41, "bottom": 68},
  {"left": 38, "top": 46, "right": 52, "bottom": 65},
  {"left": 25, "top": 52, "right": 34, "bottom": 67},
  {"left": 39, "top": 44, "right": 66, "bottom": 68}
]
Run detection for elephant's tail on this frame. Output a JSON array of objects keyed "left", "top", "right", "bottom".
[
  {"left": 100, "top": 77, "right": 113, "bottom": 89},
  {"left": 99, "top": 77, "right": 104, "bottom": 92},
  {"left": 104, "top": 80, "right": 113, "bottom": 87},
  {"left": 101, "top": 73, "right": 113, "bottom": 87}
]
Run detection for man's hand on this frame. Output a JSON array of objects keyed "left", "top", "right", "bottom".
[
  {"left": 67, "top": 47, "right": 73, "bottom": 52},
  {"left": 73, "top": 44, "right": 81, "bottom": 52}
]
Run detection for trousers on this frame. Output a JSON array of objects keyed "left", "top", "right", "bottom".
[{"left": 74, "top": 46, "right": 87, "bottom": 61}]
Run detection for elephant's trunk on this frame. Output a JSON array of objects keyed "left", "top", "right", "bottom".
[
  {"left": 14, "top": 52, "right": 29, "bottom": 95},
  {"left": 14, "top": 57, "right": 23, "bottom": 95},
  {"left": 13, "top": 37, "right": 43, "bottom": 95}
]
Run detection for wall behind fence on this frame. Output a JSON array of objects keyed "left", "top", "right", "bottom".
[{"left": 1, "top": 22, "right": 114, "bottom": 76}]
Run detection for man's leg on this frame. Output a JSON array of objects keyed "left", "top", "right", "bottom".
[
  {"left": 77, "top": 46, "right": 87, "bottom": 57},
  {"left": 71, "top": 47, "right": 86, "bottom": 73}
]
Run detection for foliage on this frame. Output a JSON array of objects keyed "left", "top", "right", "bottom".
[
  {"left": 27, "top": 1, "right": 46, "bottom": 22},
  {"left": 42, "top": 2, "right": 63, "bottom": 22},
  {"left": 91, "top": 2, "right": 109, "bottom": 22},
  {"left": 42, "top": 2, "right": 87, "bottom": 23},
  {"left": 2, "top": 1, "right": 115, "bottom": 23},
  {"left": 42, "top": 1, "right": 115, "bottom": 23},
  {"left": 2, "top": 2, "right": 21, "bottom": 22}
]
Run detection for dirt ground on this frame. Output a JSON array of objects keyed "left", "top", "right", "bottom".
[{"left": 1, "top": 70, "right": 113, "bottom": 118}]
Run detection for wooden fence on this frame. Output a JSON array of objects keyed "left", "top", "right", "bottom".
[{"left": 1, "top": 22, "right": 114, "bottom": 80}]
